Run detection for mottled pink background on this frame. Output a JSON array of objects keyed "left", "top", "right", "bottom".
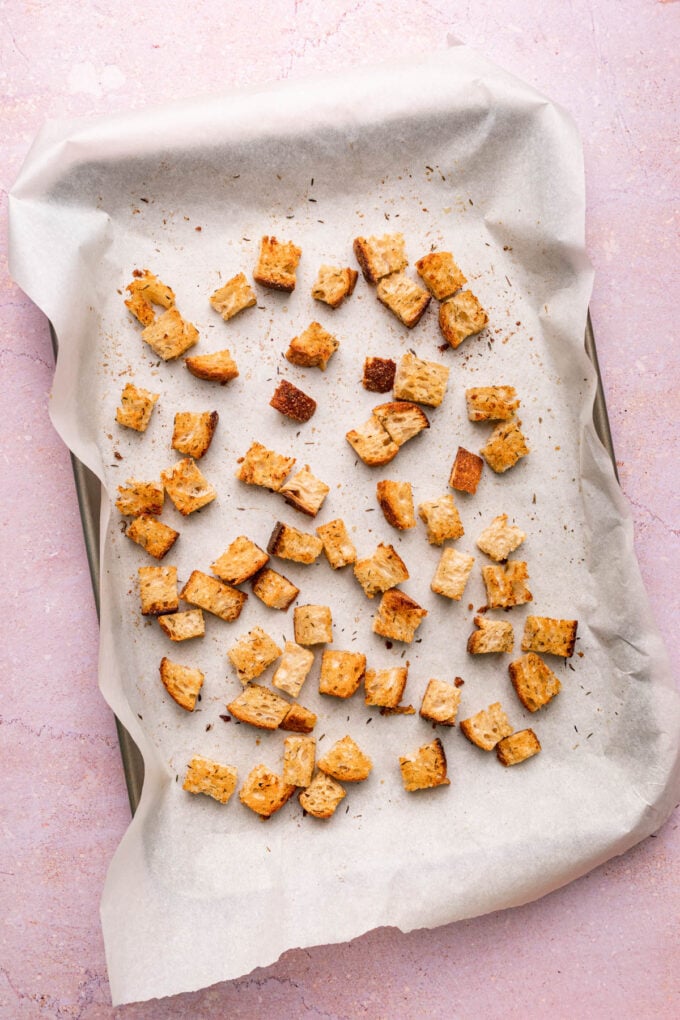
[{"left": 1, "top": 2, "right": 678, "bottom": 1017}]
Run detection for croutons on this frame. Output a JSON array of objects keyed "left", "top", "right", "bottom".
[
  {"left": 209, "top": 272, "right": 256, "bottom": 321},
  {"left": 496, "top": 729, "right": 541, "bottom": 767},
  {"left": 141, "top": 308, "right": 199, "bottom": 360},
  {"left": 250, "top": 567, "right": 299, "bottom": 610},
  {"left": 466, "top": 386, "right": 520, "bottom": 422},
  {"left": 279, "top": 466, "right": 330, "bottom": 517},
  {"left": 267, "top": 522, "right": 323, "bottom": 564},
  {"left": 480, "top": 420, "right": 530, "bottom": 473},
  {"left": 160, "top": 656, "right": 204, "bottom": 711},
  {"left": 431, "top": 548, "right": 475, "bottom": 601},
  {"left": 282, "top": 735, "right": 316, "bottom": 787},
  {"left": 316, "top": 518, "right": 356, "bottom": 570},
  {"left": 467, "top": 615, "right": 514, "bottom": 654},
  {"left": 171, "top": 411, "right": 219, "bottom": 460},
  {"left": 364, "top": 666, "right": 409, "bottom": 709},
  {"left": 181, "top": 570, "right": 247, "bottom": 622},
  {"left": 459, "top": 702, "right": 513, "bottom": 751},
  {"left": 253, "top": 235, "right": 302, "bottom": 292},
  {"left": 272, "top": 641, "right": 315, "bottom": 697},
  {"left": 226, "top": 684, "right": 291, "bottom": 730},
  {"left": 354, "top": 542, "right": 409, "bottom": 599},
  {"left": 372, "top": 590, "right": 427, "bottom": 643},
  {"left": 311, "top": 265, "right": 358, "bottom": 308},
  {"left": 417, "top": 494, "right": 464, "bottom": 545},
  {"left": 376, "top": 272, "right": 431, "bottom": 328},
  {"left": 211, "top": 536, "right": 269, "bottom": 586},
  {"left": 449, "top": 446, "right": 483, "bottom": 495},
  {"left": 138, "top": 565, "right": 178, "bottom": 616},
  {"left": 125, "top": 269, "right": 175, "bottom": 325},
  {"left": 115, "top": 382, "right": 159, "bottom": 432},
  {"left": 227, "top": 626, "right": 282, "bottom": 684},
  {"left": 399, "top": 738, "right": 450, "bottom": 792},
  {"left": 509, "top": 653, "right": 561, "bottom": 712},
  {"left": 476, "top": 514, "right": 526, "bottom": 562},
  {"left": 353, "top": 233, "right": 408, "bottom": 283},
  {"left": 482, "top": 561, "right": 532, "bottom": 608},
  {"left": 319, "top": 650, "right": 366, "bottom": 698},
  {"left": 158, "top": 609, "right": 205, "bottom": 642},
  {"left": 269, "top": 379, "right": 317, "bottom": 423},
  {"left": 182, "top": 756, "right": 238, "bottom": 804},
  {"left": 115, "top": 480, "right": 164, "bottom": 516},
  {"left": 293, "top": 605, "right": 333, "bottom": 646},
  {"left": 419, "top": 678, "right": 462, "bottom": 726},
  {"left": 239, "top": 764, "right": 296, "bottom": 817},
  {"left": 393, "top": 351, "right": 450, "bottom": 408},
  {"left": 280, "top": 703, "right": 317, "bottom": 733},
  {"left": 299, "top": 772, "right": 346, "bottom": 818},
  {"left": 317, "top": 735, "right": 372, "bottom": 782},
  {"left": 376, "top": 480, "right": 416, "bottom": 530},
  {"left": 346, "top": 415, "right": 399, "bottom": 467},
  {"left": 127, "top": 515, "right": 179, "bottom": 560},
  {"left": 161, "top": 458, "right": 217, "bottom": 515},
  {"left": 372, "top": 401, "right": 430, "bottom": 447},
  {"left": 521, "top": 616, "right": 578, "bottom": 658},
  {"left": 236, "top": 441, "right": 295, "bottom": 492},
  {"left": 363, "top": 357, "right": 396, "bottom": 393},
  {"left": 185, "top": 349, "right": 239, "bottom": 383},
  {"left": 415, "top": 251, "right": 466, "bottom": 300},
  {"left": 285, "top": 322, "right": 339, "bottom": 370},
  {"left": 439, "top": 290, "right": 488, "bottom": 348}
]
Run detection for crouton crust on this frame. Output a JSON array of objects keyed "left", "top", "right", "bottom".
[
  {"left": 268, "top": 522, "right": 323, "bottom": 564},
  {"left": 280, "top": 703, "right": 317, "bottom": 733},
  {"left": 376, "top": 479, "right": 416, "bottom": 530},
  {"left": 253, "top": 236, "right": 302, "bottom": 292},
  {"left": 353, "top": 233, "right": 408, "bottom": 283},
  {"left": 279, "top": 466, "right": 330, "bottom": 517},
  {"left": 250, "top": 567, "right": 299, "bottom": 610},
  {"left": 127, "top": 515, "right": 179, "bottom": 560},
  {"left": 449, "top": 447, "right": 484, "bottom": 495},
  {"left": 116, "top": 480, "right": 164, "bottom": 517},
  {"left": 363, "top": 357, "right": 396, "bottom": 393},
  {"left": 399, "top": 738, "right": 450, "bottom": 792},
  {"left": 496, "top": 729, "right": 541, "bottom": 766},
  {"left": 509, "top": 652, "right": 561, "bottom": 712},
  {"left": 372, "top": 589, "right": 427, "bottom": 643},
  {"left": 159, "top": 657, "right": 204, "bottom": 712},
  {"left": 185, "top": 349, "right": 239, "bottom": 382},
  {"left": 269, "top": 379, "right": 317, "bottom": 423}
]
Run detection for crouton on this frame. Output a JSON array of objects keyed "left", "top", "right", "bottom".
[
  {"left": 372, "top": 401, "right": 430, "bottom": 447},
  {"left": 449, "top": 446, "right": 483, "bottom": 494},
  {"left": 116, "top": 479, "right": 164, "bottom": 516},
  {"left": 354, "top": 542, "right": 409, "bottom": 599},
  {"left": 509, "top": 652, "right": 561, "bottom": 712},
  {"left": 480, "top": 420, "right": 529, "bottom": 473},
  {"left": 415, "top": 251, "right": 467, "bottom": 300},
  {"left": 159, "top": 657, "right": 204, "bottom": 712},
  {"left": 319, "top": 650, "right": 366, "bottom": 698},
  {"left": 459, "top": 702, "right": 513, "bottom": 751},
  {"left": 282, "top": 735, "right": 316, "bottom": 787},
  {"left": 419, "top": 678, "right": 462, "bottom": 726},
  {"left": 482, "top": 561, "right": 532, "bottom": 608},
  {"left": 311, "top": 265, "right": 358, "bottom": 308},
  {"left": 127, "top": 515, "right": 179, "bottom": 560},
  {"left": 272, "top": 640, "right": 315, "bottom": 697},
  {"left": 496, "top": 729, "right": 541, "bottom": 767},
  {"left": 253, "top": 235, "right": 302, "bottom": 292},
  {"left": 182, "top": 756, "right": 238, "bottom": 804},
  {"left": 209, "top": 271, "right": 256, "bottom": 320},
  {"left": 399, "top": 737, "right": 449, "bottom": 792},
  {"left": 267, "top": 522, "right": 323, "bottom": 564},
  {"left": 376, "top": 272, "right": 431, "bottom": 328},
  {"left": 125, "top": 269, "right": 175, "bottom": 326},
  {"left": 141, "top": 307, "right": 199, "bottom": 360},
  {"left": 285, "top": 321, "right": 339, "bottom": 371},
  {"left": 466, "top": 386, "right": 520, "bottom": 422},
  {"left": 353, "top": 233, "right": 407, "bottom": 283},
  {"left": 279, "top": 465, "right": 330, "bottom": 517},
  {"left": 467, "top": 615, "right": 514, "bottom": 654},
  {"left": 211, "top": 536, "right": 269, "bottom": 585},
  {"left": 239, "top": 764, "right": 296, "bottom": 817},
  {"left": 185, "top": 349, "right": 239, "bottom": 382},
  {"left": 227, "top": 626, "right": 282, "bottom": 684},
  {"left": 393, "top": 352, "right": 450, "bottom": 407},
  {"left": 316, "top": 518, "right": 356, "bottom": 570},
  {"left": 521, "top": 616, "right": 578, "bottom": 658},
  {"left": 161, "top": 458, "right": 217, "bottom": 515},
  {"left": 226, "top": 684, "right": 291, "bottom": 730},
  {"left": 181, "top": 569, "right": 247, "bottom": 622},
  {"left": 363, "top": 357, "right": 396, "bottom": 393},
  {"left": 115, "top": 382, "right": 159, "bottom": 432},
  {"left": 138, "top": 565, "right": 179, "bottom": 616},
  {"left": 158, "top": 608, "right": 205, "bottom": 642},
  {"left": 346, "top": 416, "right": 399, "bottom": 467},
  {"left": 171, "top": 411, "right": 219, "bottom": 459},
  {"left": 317, "top": 735, "right": 372, "bottom": 782},
  {"left": 376, "top": 480, "right": 416, "bottom": 530},
  {"left": 269, "top": 379, "right": 317, "bottom": 423},
  {"left": 439, "top": 290, "right": 488, "bottom": 348},
  {"left": 236, "top": 441, "right": 295, "bottom": 491},
  {"left": 476, "top": 514, "right": 526, "bottom": 562},
  {"left": 251, "top": 567, "right": 299, "bottom": 610},
  {"left": 364, "top": 666, "right": 408, "bottom": 708},
  {"left": 431, "top": 548, "right": 475, "bottom": 600},
  {"left": 417, "top": 494, "right": 464, "bottom": 545},
  {"left": 299, "top": 772, "right": 346, "bottom": 818},
  {"left": 280, "top": 703, "right": 317, "bottom": 733},
  {"left": 294, "top": 605, "right": 333, "bottom": 646},
  {"left": 373, "top": 589, "right": 427, "bottom": 643}
]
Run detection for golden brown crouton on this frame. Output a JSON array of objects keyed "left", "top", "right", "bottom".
[
  {"left": 364, "top": 666, "right": 408, "bottom": 709},
  {"left": 285, "top": 321, "right": 339, "bottom": 371},
  {"left": 282, "top": 735, "right": 316, "bottom": 787},
  {"left": 509, "top": 653, "right": 561, "bottom": 712},
  {"left": 319, "top": 650, "right": 366, "bottom": 698},
  {"left": 280, "top": 703, "right": 317, "bottom": 733},
  {"left": 138, "top": 565, "right": 179, "bottom": 616},
  {"left": 476, "top": 514, "right": 526, "bottom": 562},
  {"left": 160, "top": 657, "right": 204, "bottom": 711},
  {"left": 279, "top": 465, "right": 330, "bottom": 517},
  {"left": 460, "top": 702, "right": 513, "bottom": 751},
  {"left": 182, "top": 756, "right": 238, "bottom": 804},
  {"left": 439, "top": 290, "right": 488, "bottom": 348},
  {"left": 415, "top": 251, "right": 466, "bottom": 300},
  {"left": 239, "top": 764, "right": 296, "bottom": 817},
  {"left": 480, "top": 420, "right": 530, "bottom": 473},
  {"left": 142, "top": 307, "right": 199, "bottom": 360},
  {"left": 345, "top": 416, "right": 400, "bottom": 467},
  {"left": 116, "top": 480, "right": 164, "bottom": 517},
  {"left": 467, "top": 615, "right": 514, "bottom": 654},
  {"left": 236, "top": 441, "right": 296, "bottom": 491},
  {"left": 354, "top": 542, "right": 409, "bottom": 599},
  {"left": 299, "top": 772, "right": 346, "bottom": 818},
  {"left": 312, "top": 265, "right": 358, "bottom": 308},
  {"left": 449, "top": 446, "right": 483, "bottom": 495},
  {"left": 171, "top": 411, "right": 219, "bottom": 460},
  {"left": 267, "top": 522, "right": 323, "bottom": 564},
  {"left": 125, "top": 269, "right": 175, "bottom": 326},
  {"left": 482, "top": 561, "right": 532, "bottom": 608},
  {"left": 226, "top": 684, "right": 291, "bottom": 730},
  {"left": 393, "top": 352, "right": 450, "bottom": 408},
  {"left": 185, "top": 348, "right": 239, "bottom": 383},
  {"left": 372, "top": 401, "right": 430, "bottom": 447},
  {"left": 376, "top": 479, "right": 416, "bottom": 530},
  {"left": 227, "top": 627, "right": 282, "bottom": 684},
  {"left": 180, "top": 570, "right": 247, "bottom": 622},
  {"left": 209, "top": 272, "right": 256, "bottom": 320},
  {"left": 431, "top": 548, "right": 475, "bottom": 600},
  {"left": 211, "top": 536, "right": 269, "bottom": 585},
  {"left": 316, "top": 518, "right": 356, "bottom": 570},
  {"left": 293, "top": 605, "right": 333, "bottom": 646},
  {"left": 417, "top": 494, "right": 464, "bottom": 545},
  {"left": 496, "top": 729, "right": 541, "bottom": 766},
  {"left": 466, "top": 386, "right": 520, "bottom": 422},
  {"left": 376, "top": 272, "right": 431, "bottom": 328},
  {"left": 127, "top": 516, "right": 179, "bottom": 560},
  {"left": 161, "top": 458, "right": 217, "bottom": 515},
  {"left": 250, "top": 567, "right": 299, "bottom": 610},
  {"left": 269, "top": 379, "right": 317, "bottom": 423},
  {"left": 272, "top": 641, "right": 315, "bottom": 698},
  {"left": 253, "top": 235, "right": 302, "bottom": 292},
  {"left": 521, "top": 616, "right": 578, "bottom": 658},
  {"left": 399, "top": 738, "right": 450, "bottom": 792},
  {"left": 317, "top": 735, "right": 373, "bottom": 782},
  {"left": 373, "top": 590, "right": 427, "bottom": 643},
  {"left": 419, "top": 678, "right": 462, "bottom": 726},
  {"left": 363, "top": 357, "right": 396, "bottom": 393},
  {"left": 353, "top": 233, "right": 407, "bottom": 283},
  {"left": 158, "top": 609, "right": 205, "bottom": 642},
  {"left": 115, "top": 382, "right": 159, "bottom": 432}
]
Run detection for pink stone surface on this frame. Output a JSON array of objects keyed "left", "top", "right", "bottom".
[{"left": 1, "top": 2, "right": 678, "bottom": 1016}]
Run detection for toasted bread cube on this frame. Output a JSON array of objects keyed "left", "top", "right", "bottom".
[
  {"left": 185, "top": 348, "right": 239, "bottom": 383},
  {"left": 116, "top": 480, "right": 164, "bottom": 516},
  {"left": 318, "top": 735, "right": 372, "bottom": 782},
  {"left": 449, "top": 446, "right": 483, "bottom": 494},
  {"left": 294, "top": 604, "right": 333, "bottom": 646},
  {"left": 161, "top": 458, "right": 216, "bottom": 515},
  {"left": 312, "top": 265, "right": 358, "bottom": 308},
  {"left": 376, "top": 480, "right": 416, "bottom": 530},
  {"left": 299, "top": 772, "right": 346, "bottom": 818},
  {"left": 393, "top": 352, "right": 450, "bottom": 408},
  {"left": 373, "top": 590, "right": 427, "bottom": 642},
  {"left": 431, "top": 548, "right": 475, "bottom": 600},
  {"left": 399, "top": 737, "right": 449, "bottom": 792},
  {"left": 253, "top": 235, "right": 301, "bottom": 292},
  {"left": 269, "top": 379, "right": 317, "bottom": 423},
  {"left": 480, "top": 420, "right": 529, "bottom": 473},
  {"left": 272, "top": 641, "right": 315, "bottom": 697},
  {"left": 373, "top": 401, "right": 430, "bottom": 447},
  {"left": 239, "top": 764, "right": 296, "bottom": 817},
  {"left": 354, "top": 542, "right": 409, "bottom": 599},
  {"left": 363, "top": 357, "right": 396, "bottom": 393},
  {"left": 316, "top": 518, "right": 356, "bottom": 569},
  {"left": 285, "top": 321, "right": 339, "bottom": 371},
  {"left": 364, "top": 666, "right": 408, "bottom": 708},
  {"left": 236, "top": 441, "right": 295, "bottom": 492},
  {"left": 467, "top": 615, "right": 514, "bottom": 654},
  {"left": 460, "top": 702, "right": 513, "bottom": 751},
  {"left": 115, "top": 382, "right": 159, "bottom": 432},
  {"left": 417, "top": 494, "right": 464, "bottom": 545},
  {"left": 279, "top": 466, "right": 329, "bottom": 517},
  {"left": 466, "top": 386, "right": 520, "bottom": 422},
  {"left": 280, "top": 703, "right": 317, "bottom": 733},
  {"left": 127, "top": 515, "right": 179, "bottom": 560},
  {"left": 377, "top": 272, "right": 431, "bottom": 328},
  {"left": 419, "top": 678, "right": 462, "bottom": 726},
  {"left": 209, "top": 271, "right": 256, "bottom": 320},
  {"left": 138, "top": 565, "right": 178, "bottom": 616},
  {"left": 346, "top": 416, "right": 399, "bottom": 467},
  {"left": 158, "top": 608, "right": 205, "bottom": 642},
  {"left": 181, "top": 570, "right": 247, "bottom": 622},
  {"left": 509, "top": 653, "right": 561, "bottom": 712},
  {"left": 228, "top": 626, "right": 282, "bottom": 684},
  {"left": 211, "top": 536, "right": 269, "bottom": 586},
  {"left": 415, "top": 251, "right": 467, "bottom": 300},
  {"left": 267, "top": 522, "right": 323, "bottom": 564},
  {"left": 142, "top": 307, "right": 199, "bottom": 360},
  {"left": 171, "top": 411, "right": 218, "bottom": 460},
  {"left": 125, "top": 269, "right": 175, "bottom": 326},
  {"left": 496, "top": 729, "right": 541, "bottom": 766},
  {"left": 319, "top": 650, "right": 366, "bottom": 698},
  {"left": 521, "top": 616, "right": 578, "bottom": 658},
  {"left": 282, "top": 735, "right": 316, "bottom": 787},
  {"left": 482, "top": 561, "right": 532, "bottom": 608},
  {"left": 251, "top": 567, "right": 299, "bottom": 610},
  {"left": 160, "top": 656, "right": 204, "bottom": 711},
  {"left": 476, "top": 514, "right": 526, "bottom": 562},
  {"left": 182, "top": 756, "right": 238, "bottom": 804},
  {"left": 439, "top": 290, "right": 488, "bottom": 348},
  {"left": 353, "top": 232, "right": 407, "bottom": 283},
  {"left": 227, "top": 684, "right": 290, "bottom": 730}
]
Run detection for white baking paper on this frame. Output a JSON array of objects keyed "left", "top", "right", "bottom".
[{"left": 9, "top": 46, "right": 680, "bottom": 1006}]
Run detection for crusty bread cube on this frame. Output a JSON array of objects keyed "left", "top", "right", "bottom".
[
  {"left": 431, "top": 548, "right": 475, "bottom": 600},
  {"left": 171, "top": 411, "right": 219, "bottom": 460},
  {"left": 417, "top": 494, "right": 464, "bottom": 545},
  {"left": 466, "top": 386, "right": 520, "bottom": 422},
  {"left": 496, "top": 729, "right": 541, "bottom": 767},
  {"left": 227, "top": 626, "right": 282, "bottom": 684},
  {"left": 209, "top": 272, "right": 256, "bottom": 320},
  {"left": 158, "top": 608, "right": 205, "bottom": 642},
  {"left": 373, "top": 589, "right": 427, "bottom": 643},
  {"left": 125, "top": 269, "right": 175, "bottom": 326},
  {"left": 211, "top": 536, "right": 269, "bottom": 585},
  {"left": 460, "top": 702, "right": 513, "bottom": 751},
  {"left": 282, "top": 735, "right": 316, "bottom": 787},
  {"left": 159, "top": 656, "right": 204, "bottom": 711},
  {"left": 142, "top": 307, "right": 199, "bottom": 360},
  {"left": 376, "top": 479, "right": 416, "bottom": 530},
  {"left": 311, "top": 265, "right": 358, "bottom": 308},
  {"left": 185, "top": 348, "right": 239, "bottom": 382},
  {"left": 116, "top": 479, "right": 164, "bottom": 516},
  {"left": 509, "top": 652, "right": 561, "bottom": 712},
  {"left": 376, "top": 272, "right": 431, "bottom": 328},
  {"left": 482, "top": 561, "right": 532, "bottom": 608},
  {"left": 353, "top": 232, "right": 407, "bottom": 283},
  {"left": 293, "top": 604, "right": 333, "bottom": 646},
  {"left": 279, "top": 466, "right": 330, "bottom": 517},
  {"left": 285, "top": 322, "right": 339, "bottom": 370},
  {"left": 236, "top": 441, "right": 295, "bottom": 491},
  {"left": 251, "top": 567, "right": 299, "bottom": 610},
  {"left": 439, "top": 290, "right": 488, "bottom": 348},
  {"left": 269, "top": 379, "right": 317, "bottom": 423},
  {"left": 182, "top": 756, "right": 238, "bottom": 804},
  {"left": 393, "top": 352, "right": 450, "bottom": 407},
  {"left": 449, "top": 446, "right": 483, "bottom": 495},
  {"left": 415, "top": 251, "right": 466, "bottom": 300},
  {"left": 253, "top": 235, "right": 302, "bottom": 292},
  {"left": 318, "top": 735, "right": 372, "bottom": 782},
  {"left": 521, "top": 616, "right": 578, "bottom": 658},
  {"left": 272, "top": 640, "right": 315, "bottom": 697},
  {"left": 127, "top": 515, "right": 179, "bottom": 559},
  {"left": 181, "top": 569, "right": 247, "bottom": 622},
  {"left": 161, "top": 458, "right": 217, "bottom": 515},
  {"left": 372, "top": 401, "right": 430, "bottom": 447},
  {"left": 267, "top": 522, "right": 323, "bottom": 564},
  {"left": 467, "top": 615, "right": 514, "bottom": 654},
  {"left": 299, "top": 772, "right": 346, "bottom": 818},
  {"left": 138, "top": 565, "right": 178, "bottom": 616},
  {"left": 316, "top": 518, "right": 356, "bottom": 569},
  {"left": 319, "top": 650, "right": 366, "bottom": 698},
  {"left": 480, "top": 420, "right": 529, "bottom": 473},
  {"left": 239, "top": 764, "right": 296, "bottom": 817},
  {"left": 354, "top": 542, "right": 409, "bottom": 599},
  {"left": 399, "top": 737, "right": 449, "bottom": 792},
  {"left": 280, "top": 703, "right": 317, "bottom": 733},
  {"left": 364, "top": 666, "right": 408, "bottom": 709},
  {"left": 346, "top": 415, "right": 399, "bottom": 467},
  {"left": 476, "top": 514, "right": 526, "bottom": 562},
  {"left": 226, "top": 684, "right": 291, "bottom": 730},
  {"left": 419, "top": 678, "right": 461, "bottom": 726},
  {"left": 363, "top": 357, "right": 396, "bottom": 393},
  {"left": 115, "top": 382, "right": 159, "bottom": 432}
]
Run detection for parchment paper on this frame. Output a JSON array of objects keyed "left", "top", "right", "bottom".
[{"left": 9, "top": 46, "right": 680, "bottom": 1006}]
